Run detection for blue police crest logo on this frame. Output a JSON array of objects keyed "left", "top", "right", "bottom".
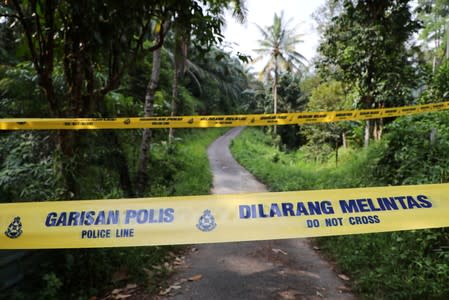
[
  {"left": 196, "top": 210, "right": 217, "bottom": 232},
  {"left": 5, "top": 216, "right": 23, "bottom": 239}
]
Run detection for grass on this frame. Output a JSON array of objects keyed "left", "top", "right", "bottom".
[
  {"left": 230, "top": 127, "right": 383, "bottom": 192},
  {"left": 146, "top": 128, "right": 226, "bottom": 197},
  {"left": 171, "top": 128, "right": 227, "bottom": 196},
  {"left": 7, "top": 128, "right": 227, "bottom": 300},
  {"left": 230, "top": 127, "right": 449, "bottom": 299}
]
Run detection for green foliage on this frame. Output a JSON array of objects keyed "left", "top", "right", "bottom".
[
  {"left": 172, "top": 129, "right": 226, "bottom": 196},
  {"left": 254, "top": 11, "right": 307, "bottom": 83},
  {"left": 374, "top": 112, "right": 449, "bottom": 185},
  {"left": 231, "top": 127, "right": 314, "bottom": 191},
  {"left": 0, "top": 132, "right": 59, "bottom": 201},
  {"left": 105, "top": 92, "right": 142, "bottom": 117},
  {"left": 300, "top": 141, "right": 334, "bottom": 163},
  {"left": 230, "top": 127, "right": 382, "bottom": 191},
  {"left": 0, "top": 1, "right": 248, "bottom": 299},
  {"left": 185, "top": 47, "right": 251, "bottom": 114},
  {"left": 231, "top": 122, "right": 449, "bottom": 299},
  {"left": 0, "top": 63, "right": 48, "bottom": 117},
  {"left": 275, "top": 74, "right": 308, "bottom": 149},
  {"left": 178, "top": 86, "right": 205, "bottom": 115},
  {"left": 318, "top": 0, "right": 421, "bottom": 109},
  {"left": 253, "top": 10, "right": 307, "bottom": 121},
  {"left": 144, "top": 128, "right": 225, "bottom": 197},
  {"left": 301, "top": 80, "right": 353, "bottom": 160},
  {"left": 319, "top": 229, "right": 449, "bottom": 299},
  {"left": 0, "top": 128, "right": 222, "bottom": 299},
  {"left": 307, "top": 80, "right": 349, "bottom": 111},
  {"left": 421, "top": 60, "right": 449, "bottom": 102},
  {"left": 276, "top": 73, "right": 307, "bottom": 112},
  {"left": 432, "top": 61, "right": 449, "bottom": 100},
  {"left": 240, "top": 78, "right": 269, "bottom": 114},
  {"left": 312, "top": 0, "right": 344, "bottom": 36},
  {"left": 38, "top": 273, "right": 63, "bottom": 300},
  {"left": 417, "top": 0, "right": 449, "bottom": 69}
]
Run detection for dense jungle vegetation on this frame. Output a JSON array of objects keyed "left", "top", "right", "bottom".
[
  {"left": 0, "top": 0, "right": 248, "bottom": 298},
  {"left": 230, "top": 1, "right": 449, "bottom": 298},
  {"left": 1, "top": 0, "right": 449, "bottom": 299}
]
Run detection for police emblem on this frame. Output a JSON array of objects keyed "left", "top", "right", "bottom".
[
  {"left": 5, "top": 216, "right": 23, "bottom": 239},
  {"left": 196, "top": 210, "right": 217, "bottom": 232}
]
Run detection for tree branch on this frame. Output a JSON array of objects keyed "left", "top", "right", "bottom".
[
  {"left": 0, "top": 13, "right": 20, "bottom": 19},
  {"left": 96, "top": 18, "right": 167, "bottom": 97},
  {"left": 30, "top": 0, "right": 44, "bottom": 57},
  {"left": 10, "top": 0, "right": 41, "bottom": 72}
]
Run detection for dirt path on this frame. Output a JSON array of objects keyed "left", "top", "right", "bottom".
[{"left": 159, "top": 127, "right": 355, "bottom": 300}]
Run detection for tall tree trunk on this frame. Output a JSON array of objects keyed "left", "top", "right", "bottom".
[
  {"left": 55, "top": 131, "right": 79, "bottom": 198},
  {"left": 335, "top": 140, "right": 339, "bottom": 167},
  {"left": 11, "top": 0, "right": 77, "bottom": 197},
  {"left": 136, "top": 47, "right": 162, "bottom": 196},
  {"left": 107, "top": 131, "right": 133, "bottom": 197},
  {"left": 364, "top": 120, "right": 370, "bottom": 148},
  {"left": 446, "top": 20, "right": 449, "bottom": 60},
  {"left": 373, "top": 119, "right": 378, "bottom": 141},
  {"left": 373, "top": 118, "right": 383, "bottom": 141},
  {"left": 273, "top": 58, "right": 278, "bottom": 134},
  {"left": 168, "top": 32, "right": 188, "bottom": 143},
  {"left": 362, "top": 94, "right": 375, "bottom": 147},
  {"left": 433, "top": 27, "right": 439, "bottom": 73},
  {"left": 432, "top": 55, "right": 437, "bottom": 74},
  {"left": 168, "top": 70, "right": 179, "bottom": 143},
  {"left": 430, "top": 128, "right": 437, "bottom": 145}
]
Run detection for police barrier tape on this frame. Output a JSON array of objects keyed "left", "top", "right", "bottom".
[
  {"left": 1, "top": 101, "right": 448, "bottom": 130},
  {"left": 1, "top": 183, "right": 449, "bottom": 249}
]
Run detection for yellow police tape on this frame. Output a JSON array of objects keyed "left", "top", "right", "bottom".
[
  {"left": 1, "top": 183, "right": 449, "bottom": 249},
  {"left": 1, "top": 101, "right": 448, "bottom": 130}
]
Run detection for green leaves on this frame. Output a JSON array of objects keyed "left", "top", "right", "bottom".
[
  {"left": 318, "top": 0, "right": 420, "bottom": 109},
  {"left": 254, "top": 11, "right": 307, "bottom": 84},
  {"left": 0, "top": 132, "right": 58, "bottom": 201},
  {"left": 233, "top": 125, "right": 449, "bottom": 299},
  {"left": 374, "top": 111, "right": 449, "bottom": 185}
]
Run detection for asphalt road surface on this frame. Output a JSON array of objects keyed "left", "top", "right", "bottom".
[{"left": 160, "top": 127, "right": 355, "bottom": 300}]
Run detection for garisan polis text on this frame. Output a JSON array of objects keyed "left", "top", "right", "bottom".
[{"left": 45, "top": 208, "right": 174, "bottom": 239}]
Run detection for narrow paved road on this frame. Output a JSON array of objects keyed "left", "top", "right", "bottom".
[{"left": 160, "top": 127, "right": 355, "bottom": 300}]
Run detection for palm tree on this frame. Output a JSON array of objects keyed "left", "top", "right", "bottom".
[
  {"left": 136, "top": 1, "right": 247, "bottom": 194},
  {"left": 253, "top": 11, "right": 307, "bottom": 116},
  {"left": 168, "top": 0, "right": 248, "bottom": 142}
]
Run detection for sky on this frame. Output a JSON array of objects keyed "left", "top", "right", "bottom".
[{"left": 223, "top": 0, "right": 326, "bottom": 72}]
